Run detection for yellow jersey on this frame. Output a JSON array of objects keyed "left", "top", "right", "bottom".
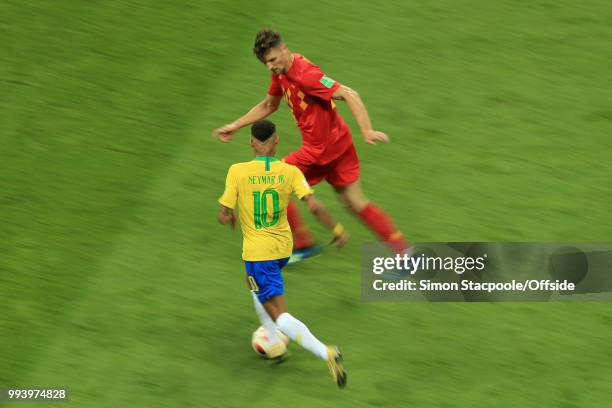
[{"left": 218, "top": 156, "right": 313, "bottom": 261}]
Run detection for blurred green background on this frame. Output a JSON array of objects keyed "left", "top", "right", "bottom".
[{"left": 1, "top": 0, "right": 611, "bottom": 406}]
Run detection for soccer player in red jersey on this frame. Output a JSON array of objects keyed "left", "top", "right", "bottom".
[{"left": 214, "top": 29, "right": 409, "bottom": 261}]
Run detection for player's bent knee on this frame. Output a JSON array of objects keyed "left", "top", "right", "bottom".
[
  {"left": 345, "top": 195, "right": 369, "bottom": 214},
  {"left": 352, "top": 201, "right": 369, "bottom": 213},
  {"left": 335, "top": 189, "right": 365, "bottom": 213},
  {"left": 336, "top": 185, "right": 368, "bottom": 212}
]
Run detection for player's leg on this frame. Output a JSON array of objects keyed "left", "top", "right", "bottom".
[
  {"left": 264, "top": 294, "right": 346, "bottom": 387},
  {"left": 283, "top": 151, "right": 324, "bottom": 263},
  {"left": 328, "top": 145, "right": 409, "bottom": 254},
  {"left": 251, "top": 292, "right": 282, "bottom": 343},
  {"left": 263, "top": 294, "right": 328, "bottom": 361},
  {"left": 244, "top": 265, "right": 282, "bottom": 346},
  {"left": 336, "top": 181, "right": 409, "bottom": 253},
  {"left": 287, "top": 202, "right": 316, "bottom": 249},
  {"left": 246, "top": 257, "right": 325, "bottom": 358},
  {"left": 250, "top": 257, "right": 327, "bottom": 360},
  {"left": 261, "top": 258, "right": 346, "bottom": 387}
]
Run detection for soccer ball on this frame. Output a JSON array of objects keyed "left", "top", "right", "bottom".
[{"left": 251, "top": 326, "right": 289, "bottom": 358}]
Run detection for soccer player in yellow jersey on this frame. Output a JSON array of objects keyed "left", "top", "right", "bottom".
[{"left": 218, "top": 119, "right": 348, "bottom": 388}]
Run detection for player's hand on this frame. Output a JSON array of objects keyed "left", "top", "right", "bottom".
[
  {"left": 213, "top": 123, "right": 240, "bottom": 143},
  {"left": 362, "top": 129, "right": 389, "bottom": 145},
  {"left": 330, "top": 224, "right": 348, "bottom": 248},
  {"left": 218, "top": 207, "right": 236, "bottom": 229},
  {"left": 330, "top": 231, "right": 349, "bottom": 248}
]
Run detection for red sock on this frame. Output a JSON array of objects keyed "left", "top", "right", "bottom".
[
  {"left": 287, "top": 201, "right": 315, "bottom": 249},
  {"left": 358, "top": 203, "right": 409, "bottom": 254}
]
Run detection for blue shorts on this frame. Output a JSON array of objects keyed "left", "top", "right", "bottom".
[{"left": 244, "top": 258, "right": 289, "bottom": 303}]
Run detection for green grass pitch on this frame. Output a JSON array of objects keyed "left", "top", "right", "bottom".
[{"left": 1, "top": 0, "right": 611, "bottom": 406}]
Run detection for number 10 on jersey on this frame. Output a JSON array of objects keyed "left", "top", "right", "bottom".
[{"left": 253, "top": 189, "right": 280, "bottom": 229}]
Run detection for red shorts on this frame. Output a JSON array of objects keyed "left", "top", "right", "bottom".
[{"left": 284, "top": 144, "right": 360, "bottom": 187}]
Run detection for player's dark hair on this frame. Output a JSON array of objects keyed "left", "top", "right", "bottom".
[
  {"left": 251, "top": 120, "right": 276, "bottom": 142},
  {"left": 253, "top": 29, "right": 282, "bottom": 62}
]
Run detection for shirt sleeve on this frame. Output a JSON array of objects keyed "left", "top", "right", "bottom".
[
  {"left": 267, "top": 73, "right": 283, "bottom": 96},
  {"left": 292, "top": 166, "right": 314, "bottom": 199},
  {"left": 299, "top": 64, "right": 341, "bottom": 101},
  {"left": 218, "top": 165, "right": 238, "bottom": 209}
]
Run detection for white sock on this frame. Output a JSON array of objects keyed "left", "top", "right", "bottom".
[
  {"left": 276, "top": 312, "right": 328, "bottom": 360},
  {"left": 251, "top": 293, "right": 280, "bottom": 344}
]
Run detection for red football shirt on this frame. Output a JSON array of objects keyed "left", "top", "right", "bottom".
[{"left": 268, "top": 54, "right": 353, "bottom": 165}]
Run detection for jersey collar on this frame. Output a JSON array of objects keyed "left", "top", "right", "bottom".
[
  {"left": 253, "top": 156, "right": 279, "bottom": 162},
  {"left": 253, "top": 156, "right": 279, "bottom": 171}
]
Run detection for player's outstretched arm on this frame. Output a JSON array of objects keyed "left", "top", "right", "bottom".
[
  {"left": 301, "top": 194, "right": 348, "bottom": 247},
  {"left": 217, "top": 205, "right": 236, "bottom": 229},
  {"left": 213, "top": 94, "right": 282, "bottom": 142},
  {"left": 332, "top": 85, "right": 389, "bottom": 145}
]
